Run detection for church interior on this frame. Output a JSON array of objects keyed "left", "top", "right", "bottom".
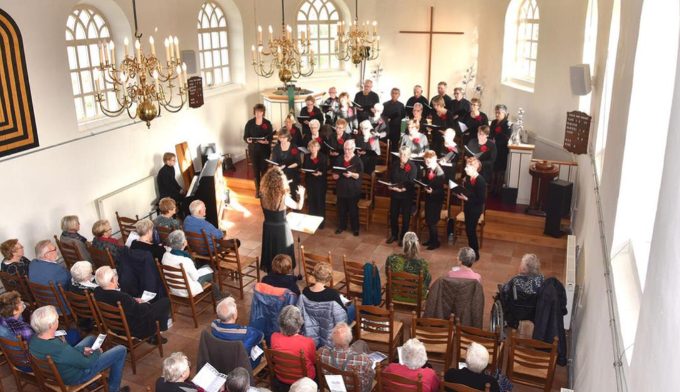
[{"left": 0, "top": 0, "right": 677, "bottom": 391}]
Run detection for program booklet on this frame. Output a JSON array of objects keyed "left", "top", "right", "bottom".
[{"left": 192, "top": 363, "right": 227, "bottom": 392}]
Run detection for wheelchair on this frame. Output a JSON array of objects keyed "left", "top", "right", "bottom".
[{"left": 490, "top": 280, "right": 539, "bottom": 339}]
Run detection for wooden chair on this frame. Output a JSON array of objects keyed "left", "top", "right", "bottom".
[
  {"left": 300, "top": 246, "right": 346, "bottom": 291},
  {"left": 452, "top": 200, "right": 487, "bottom": 249},
  {"left": 88, "top": 245, "right": 116, "bottom": 269},
  {"left": 58, "top": 284, "right": 102, "bottom": 336},
  {"left": 375, "top": 139, "right": 391, "bottom": 179},
  {"left": 386, "top": 269, "right": 427, "bottom": 318},
  {"left": 325, "top": 173, "right": 338, "bottom": 221},
  {"left": 0, "top": 271, "right": 35, "bottom": 312},
  {"left": 30, "top": 352, "right": 108, "bottom": 392},
  {"left": 212, "top": 236, "right": 260, "bottom": 299},
  {"left": 245, "top": 148, "right": 253, "bottom": 175},
  {"left": 506, "top": 330, "right": 559, "bottom": 392},
  {"left": 92, "top": 295, "right": 163, "bottom": 374},
  {"left": 377, "top": 362, "right": 422, "bottom": 392},
  {"left": 454, "top": 319, "right": 504, "bottom": 374},
  {"left": 27, "top": 281, "right": 72, "bottom": 328},
  {"left": 316, "top": 351, "right": 374, "bottom": 392},
  {"left": 354, "top": 304, "right": 403, "bottom": 362},
  {"left": 439, "top": 374, "right": 490, "bottom": 392},
  {"left": 416, "top": 183, "right": 451, "bottom": 240},
  {"left": 156, "top": 225, "right": 177, "bottom": 245},
  {"left": 411, "top": 313, "right": 455, "bottom": 370},
  {"left": 115, "top": 211, "right": 139, "bottom": 244},
  {"left": 185, "top": 229, "right": 217, "bottom": 270},
  {"left": 53, "top": 236, "right": 83, "bottom": 270},
  {"left": 0, "top": 336, "right": 40, "bottom": 392},
  {"left": 342, "top": 257, "right": 385, "bottom": 301},
  {"left": 156, "top": 260, "right": 216, "bottom": 328},
  {"left": 386, "top": 187, "right": 421, "bottom": 239},
  {"left": 358, "top": 173, "right": 376, "bottom": 230},
  {"left": 263, "top": 342, "right": 307, "bottom": 389}
]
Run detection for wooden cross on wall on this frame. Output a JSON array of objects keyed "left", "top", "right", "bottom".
[{"left": 399, "top": 6, "right": 464, "bottom": 98}]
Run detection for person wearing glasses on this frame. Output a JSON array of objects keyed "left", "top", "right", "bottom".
[
  {"left": 91, "top": 220, "right": 123, "bottom": 262},
  {"left": 28, "top": 240, "right": 72, "bottom": 316}
]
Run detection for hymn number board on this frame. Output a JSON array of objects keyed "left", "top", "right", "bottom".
[
  {"left": 563, "top": 111, "right": 591, "bottom": 155},
  {"left": 188, "top": 76, "right": 204, "bottom": 108}
]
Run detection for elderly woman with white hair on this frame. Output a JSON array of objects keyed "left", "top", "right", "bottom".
[
  {"left": 155, "top": 352, "right": 205, "bottom": 392},
  {"left": 59, "top": 215, "right": 92, "bottom": 262},
  {"left": 447, "top": 247, "right": 482, "bottom": 283},
  {"left": 355, "top": 119, "right": 381, "bottom": 174},
  {"left": 444, "top": 342, "right": 501, "bottom": 392},
  {"left": 318, "top": 322, "right": 375, "bottom": 392},
  {"left": 211, "top": 296, "right": 264, "bottom": 368},
  {"left": 488, "top": 104, "right": 512, "bottom": 195},
  {"left": 129, "top": 219, "right": 167, "bottom": 261},
  {"left": 501, "top": 253, "right": 544, "bottom": 300},
  {"left": 289, "top": 377, "right": 317, "bottom": 392},
  {"left": 332, "top": 138, "right": 364, "bottom": 236},
  {"left": 162, "top": 230, "right": 220, "bottom": 298},
  {"left": 68, "top": 261, "right": 97, "bottom": 294},
  {"left": 383, "top": 338, "right": 439, "bottom": 392},
  {"left": 28, "top": 305, "right": 129, "bottom": 392},
  {"left": 270, "top": 305, "right": 316, "bottom": 385}
]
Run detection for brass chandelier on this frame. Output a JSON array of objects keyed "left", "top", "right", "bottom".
[
  {"left": 93, "top": 0, "right": 187, "bottom": 128},
  {"left": 252, "top": 0, "right": 315, "bottom": 85},
  {"left": 334, "top": 0, "right": 380, "bottom": 65}
]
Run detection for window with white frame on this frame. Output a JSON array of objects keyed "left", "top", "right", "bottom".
[
  {"left": 501, "top": 0, "right": 540, "bottom": 91},
  {"left": 197, "top": 2, "right": 230, "bottom": 87},
  {"left": 297, "top": 0, "right": 340, "bottom": 70},
  {"left": 65, "top": 6, "right": 117, "bottom": 122}
]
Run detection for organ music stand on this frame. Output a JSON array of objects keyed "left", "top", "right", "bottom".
[{"left": 286, "top": 212, "right": 324, "bottom": 280}]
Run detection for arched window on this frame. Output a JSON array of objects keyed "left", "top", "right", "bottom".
[
  {"left": 197, "top": 2, "right": 230, "bottom": 87},
  {"left": 502, "top": 0, "right": 540, "bottom": 91},
  {"left": 65, "top": 6, "right": 117, "bottom": 122},
  {"left": 297, "top": 0, "right": 340, "bottom": 70}
]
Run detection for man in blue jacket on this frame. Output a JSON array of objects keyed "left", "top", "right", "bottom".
[
  {"left": 183, "top": 200, "right": 240, "bottom": 252},
  {"left": 29, "top": 240, "right": 71, "bottom": 314}
]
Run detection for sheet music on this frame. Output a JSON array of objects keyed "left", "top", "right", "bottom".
[
  {"left": 287, "top": 212, "right": 324, "bottom": 234},
  {"left": 140, "top": 291, "right": 156, "bottom": 302},
  {"left": 192, "top": 363, "right": 227, "bottom": 392},
  {"left": 187, "top": 175, "right": 199, "bottom": 196},
  {"left": 325, "top": 375, "right": 348, "bottom": 392}
]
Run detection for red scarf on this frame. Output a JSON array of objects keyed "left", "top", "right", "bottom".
[
  {"left": 290, "top": 128, "right": 296, "bottom": 134},
  {"left": 343, "top": 160, "right": 350, "bottom": 167},
  {"left": 315, "top": 137, "right": 322, "bottom": 143},
  {"left": 427, "top": 170, "right": 435, "bottom": 180},
  {"left": 495, "top": 126, "right": 501, "bottom": 134},
  {"left": 309, "top": 110, "right": 315, "bottom": 117},
  {"left": 312, "top": 157, "right": 319, "bottom": 164},
  {"left": 97, "top": 236, "right": 122, "bottom": 247},
  {"left": 470, "top": 177, "right": 477, "bottom": 186},
  {"left": 475, "top": 115, "right": 482, "bottom": 122},
  {"left": 439, "top": 113, "right": 446, "bottom": 120}
]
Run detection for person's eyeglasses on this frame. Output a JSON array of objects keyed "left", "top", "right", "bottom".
[{"left": 45, "top": 248, "right": 58, "bottom": 254}]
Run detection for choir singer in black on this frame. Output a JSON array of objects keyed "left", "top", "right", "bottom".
[
  {"left": 463, "top": 98, "right": 489, "bottom": 146},
  {"left": 420, "top": 150, "right": 446, "bottom": 250},
  {"left": 489, "top": 104, "right": 512, "bottom": 195},
  {"left": 353, "top": 79, "right": 380, "bottom": 123},
  {"left": 355, "top": 120, "right": 381, "bottom": 174},
  {"left": 465, "top": 125, "right": 496, "bottom": 183},
  {"left": 302, "top": 139, "right": 328, "bottom": 229},
  {"left": 406, "top": 85, "right": 430, "bottom": 118},
  {"left": 271, "top": 128, "right": 302, "bottom": 200},
  {"left": 455, "top": 157, "right": 487, "bottom": 260},
  {"left": 386, "top": 146, "right": 417, "bottom": 246},
  {"left": 332, "top": 139, "right": 364, "bottom": 236},
  {"left": 383, "top": 88, "right": 406, "bottom": 151},
  {"left": 244, "top": 103, "right": 273, "bottom": 198},
  {"left": 299, "top": 95, "right": 324, "bottom": 138}
]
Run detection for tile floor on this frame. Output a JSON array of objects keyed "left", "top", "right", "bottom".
[{"left": 0, "top": 202, "right": 568, "bottom": 391}]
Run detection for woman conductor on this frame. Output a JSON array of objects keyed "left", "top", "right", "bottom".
[
  {"left": 455, "top": 157, "right": 487, "bottom": 261},
  {"left": 244, "top": 104, "right": 273, "bottom": 198}
]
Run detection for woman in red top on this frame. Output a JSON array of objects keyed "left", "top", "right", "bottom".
[
  {"left": 270, "top": 305, "right": 316, "bottom": 384},
  {"left": 383, "top": 338, "right": 439, "bottom": 392}
]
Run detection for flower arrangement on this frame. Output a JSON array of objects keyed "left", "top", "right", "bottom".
[
  {"left": 510, "top": 107, "right": 525, "bottom": 145},
  {"left": 461, "top": 64, "right": 484, "bottom": 98}
]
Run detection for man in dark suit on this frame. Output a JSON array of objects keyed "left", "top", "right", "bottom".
[{"left": 94, "top": 266, "right": 171, "bottom": 345}]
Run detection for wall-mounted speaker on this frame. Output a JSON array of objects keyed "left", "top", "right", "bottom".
[{"left": 570, "top": 64, "right": 592, "bottom": 96}]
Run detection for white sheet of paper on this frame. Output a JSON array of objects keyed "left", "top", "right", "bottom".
[
  {"left": 397, "top": 346, "right": 404, "bottom": 365},
  {"left": 141, "top": 291, "right": 156, "bottom": 302},
  {"left": 55, "top": 330, "right": 67, "bottom": 337},
  {"left": 458, "top": 361, "right": 467, "bottom": 369},
  {"left": 368, "top": 351, "right": 387, "bottom": 369},
  {"left": 339, "top": 294, "right": 351, "bottom": 306},
  {"left": 251, "top": 345, "right": 264, "bottom": 361},
  {"left": 193, "top": 363, "right": 227, "bottom": 392},
  {"left": 325, "top": 375, "right": 348, "bottom": 392},
  {"left": 449, "top": 180, "right": 459, "bottom": 189},
  {"left": 452, "top": 267, "right": 461, "bottom": 272},
  {"left": 197, "top": 266, "right": 213, "bottom": 277},
  {"left": 458, "top": 122, "right": 468, "bottom": 132},
  {"left": 90, "top": 334, "right": 107, "bottom": 351}
]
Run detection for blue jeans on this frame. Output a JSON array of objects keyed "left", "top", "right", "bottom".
[
  {"left": 71, "top": 336, "right": 127, "bottom": 392},
  {"left": 347, "top": 303, "right": 356, "bottom": 325}
]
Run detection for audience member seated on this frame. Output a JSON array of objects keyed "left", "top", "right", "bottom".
[
  {"left": 318, "top": 322, "right": 375, "bottom": 392},
  {"left": 93, "top": 266, "right": 170, "bottom": 345},
  {"left": 68, "top": 261, "right": 97, "bottom": 333},
  {"left": 29, "top": 240, "right": 72, "bottom": 313},
  {"left": 184, "top": 200, "right": 240, "bottom": 252},
  {"left": 501, "top": 253, "right": 544, "bottom": 302},
  {"left": 154, "top": 197, "right": 181, "bottom": 231},
  {"left": 290, "top": 378, "right": 317, "bottom": 392},
  {"left": 300, "top": 262, "right": 354, "bottom": 328},
  {"left": 383, "top": 338, "right": 439, "bottom": 392},
  {"left": 117, "top": 240, "right": 167, "bottom": 299},
  {"left": 385, "top": 232, "right": 431, "bottom": 301},
  {"left": 0, "top": 239, "right": 31, "bottom": 279},
  {"left": 155, "top": 352, "right": 205, "bottom": 392},
  {"left": 270, "top": 305, "right": 316, "bottom": 385},
  {"left": 28, "top": 306, "right": 129, "bottom": 392},
  {"left": 91, "top": 220, "right": 123, "bottom": 262},
  {"left": 211, "top": 296, "right": 264, "bottom": 369},
  {"left": 163, "top": 230, "right": 219, "bottom": 298},
  {"left": 59, "top": 215, "right": 92, "bottom": 262},
  {"left": 0, "top": 291, "right": 81, "bottom": 346},
  {"left": 446, "top": 247, "right": 482, "bottom": 283},
  {"left": 228, "top": 367, "right": 268, "bottom": 392},
  {"left": 261, "top": 254, "right": 301, "bottom": 296},
  {"left": 444, "top": 342, "right": 501, "bottom": 392},
  {"left": 130, "top": 219, "right": 167, "bottom": 262}
]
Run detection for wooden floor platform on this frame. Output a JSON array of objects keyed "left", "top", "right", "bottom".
[{"left": 225, "top": 176, "right": 569, "bottom": 249}]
